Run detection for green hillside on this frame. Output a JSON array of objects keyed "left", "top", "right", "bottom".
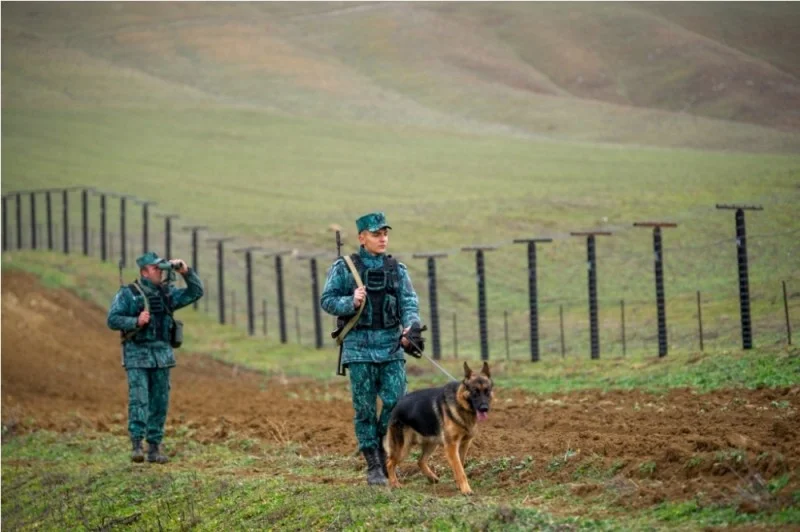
[{"left": 2, "top": 2, "right": 798, "bottom": 358}]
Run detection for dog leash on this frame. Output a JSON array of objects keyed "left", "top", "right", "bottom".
[
  {"left": 402, "top": 332, "right": 458, "bottom": 382},
  {"left": 422, "top": 353, "right": 458, "bottom": 382}
]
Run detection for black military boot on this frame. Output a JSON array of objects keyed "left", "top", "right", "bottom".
[
  {"left": 147, "top": 442, "right": 169, "bottom": 464},
  {"left": 130, "top": 439, "right": 144, "bottom": 463},
  {"left": 362, "top": 447, "right": 388, "bottom": 486},
  {"left": 377, "top": 445, "right": 388, "bottom": 477}
]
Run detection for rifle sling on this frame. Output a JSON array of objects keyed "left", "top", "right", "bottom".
[
  {"left": 336, "top": 255, "right": 365, "bottom": 346},
  {"left": 120, "top": 281, "right": 150, "bottom": 343}
]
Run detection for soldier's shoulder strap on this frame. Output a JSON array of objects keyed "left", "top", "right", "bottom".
[
  {"left": 336, "top": 255, "right": 365, "bottom": 346},
  {"left": 128, "top": 281, "right": 150, "bottom": 312},
  {"left": 120, "top": 281, "right": 148, "bottom": 343}
]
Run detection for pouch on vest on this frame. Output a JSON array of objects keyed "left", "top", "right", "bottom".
[{"left": 170, "top": 319, "right": 183, "bottom": 349}]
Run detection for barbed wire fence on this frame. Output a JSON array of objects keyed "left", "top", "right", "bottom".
[{"left": 2, "top": 187, "right": 796, "bottom": 366}]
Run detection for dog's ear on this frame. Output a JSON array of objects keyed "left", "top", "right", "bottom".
[
  {"left": 463, "top": 361, "right": 473, "bottom": 379},
  {"left": 481, "top": 361, "right": 491, "bottom": 379}
]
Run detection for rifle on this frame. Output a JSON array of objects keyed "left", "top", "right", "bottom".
[
  {"left": 118, "top": 260, "right": 125, "bottom": 367},
  {"left": 334, "top": 230, "right": 347, "bottom": 377}
]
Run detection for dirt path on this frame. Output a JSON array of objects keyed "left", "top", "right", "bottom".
[{"left": 3, "top": 271, "right": 798, "bottom": 509}]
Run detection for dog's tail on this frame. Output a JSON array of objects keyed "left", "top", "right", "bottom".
[{"left": 384, "top": 414, "right": 405, "bottom": 454}]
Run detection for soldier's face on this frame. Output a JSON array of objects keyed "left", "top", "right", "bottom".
[
  {"left": 359, "top": 228, "right": 389, "bottom": 255},
  {"left": 141, "top": 265, "right": 163, "bottom": 284}
]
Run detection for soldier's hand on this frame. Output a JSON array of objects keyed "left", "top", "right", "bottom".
[
  {"left": 400, "top": 326, "right": 410, "bottom": 347},
  {"left": 353, "top": 286, "right": 366, "bottom": 309},
  {"left": 170, "top": 259, "right": 188, "bottom": 274},
  {"left": 137, "top": 311, "right": 151, "bottom": 327}
]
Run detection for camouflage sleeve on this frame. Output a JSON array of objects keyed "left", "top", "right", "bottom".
[
  {"left": 397, "top": 263, "right": 421, "bottom": 328},
  {"left": 107, "top": 287, "right": 139, "bottom": 331},
  {"left": 320, "top": 259, "right": 356, "bottom": 317},
  {"left": 169, "top": 268, "right": 204, "bottom": 311}
]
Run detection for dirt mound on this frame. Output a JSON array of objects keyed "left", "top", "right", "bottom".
[
  {"left": 3, "top": 271, "right": 799, "bottom": 510},
  {"left": 1, "top": 271, "right": 355, "bottom": 455}
]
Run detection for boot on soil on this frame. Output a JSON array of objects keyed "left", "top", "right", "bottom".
[
  {"left": 146, "top": 442, "right": 169, "bottom": 464},
  {"left": 362, "top": 447, "right": 388, "bottom": 486},
  {"left": 130, "top": 439, "right": 144, "bottom": 463}
]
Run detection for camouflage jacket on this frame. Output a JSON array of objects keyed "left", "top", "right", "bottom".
[
  {"left": 107, "top": 269, "right": 204, "bottom": 369},
  {"left": 320, "top": 246, "right": 421, "bottom": 366}
]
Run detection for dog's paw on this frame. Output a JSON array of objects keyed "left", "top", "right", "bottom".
[
  {"left": 459, "top": 484, "right": 474, "bottom": 496},
  {"left": 426, "top": 474, "right": 440, "bottom": 484}
]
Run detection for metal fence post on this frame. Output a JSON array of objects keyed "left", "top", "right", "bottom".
[
  {"left": 634, "top": 222, "right": 677, "bottom": 357},
  {"left": 62, "top": 189, "right": 70, "bottom": 254},
  {"left": 207, "top": 237, "right": 234, "bottom": 324},
  {"left": 513, "top": 238, "right": 552, "bottom": 362},
  {"left": 98, "top": 191, "right": 107, "bottom": 261},
  {"left": 137, "top": 200, "right": 157, "bottom": 254},
  {"left": 82, "top": 188, "right": 90, "bottom": 255},
  {"left": 571, "top": 231, "right": 612, "bottom": 359},
  {"left": 234, "top": 246, "right": 263, "bottom": 336},
  {"left": 413, "top": 252, "right": 448, "bottom": 360},
  {"left": 15, "top": 193, "right": 23, "bottom": 250},
  {"left": 298, "top": 253, "right": 326, "bottom": 349},
  {"left": 118, "top": 195, "right": 136, "bottom": 267},
  {"left": 2, "top": 195, "right": 8, "bottom": 251},
  {"left": 310, "top": 257, "right": 323, "bottom": 349},
  {"left": 462, "top": 245, "right": 498, "bottom": 361},
  {"left": 30, "top": 191, "right": 38, "bottom": 250},
  {"left": 264, "top": 250, "right": 291, "bottom": 344},
  {"left": 45, "top": 190, "right": 53, "bottom": 250},
  {"left": 158, "top": 214, "right": 179, "bottom": 259},
  {"left": 182, "top": 226, "right": 207, "bottom": 310},
  {"left": 716, "top": 204, "right": 763, "bottom": 349}
]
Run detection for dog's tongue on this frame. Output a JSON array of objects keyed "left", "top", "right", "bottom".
[{"left": 477, "top": 411, "right": 489, "bottom": 422}]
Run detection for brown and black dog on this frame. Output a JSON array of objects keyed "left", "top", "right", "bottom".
[{"left": 384, "top": 362, "right": 494, "bottom": 495}]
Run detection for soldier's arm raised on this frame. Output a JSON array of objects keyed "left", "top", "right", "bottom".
[
  {"left": 107, "top": 288, "right": 139, "bottom": 331},
  {"left": 320, "top": 260, "right": 357, "bottom": 317},
  {"left": 169, "top": 268, "right": 204, "bottom": 311},
  {"left": 397, "top": 263, "right": 421, "bottom": 328}
]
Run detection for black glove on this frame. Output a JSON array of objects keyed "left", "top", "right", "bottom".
[{"left": 401, "top": 323, "right": 427, "bottom": 358}]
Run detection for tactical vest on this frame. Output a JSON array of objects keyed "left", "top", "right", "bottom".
[
  {"left": 348, "top": 253, "right": 401, "bottom": 330},
  {"left": 127, "top": 282, "right": 173, "bottom": 343}
]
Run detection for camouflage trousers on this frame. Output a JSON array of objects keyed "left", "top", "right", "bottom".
[
  {"left": 348, "top": 360, "right": 407, "bottom": 451},
  {"left": 126, "top": 368, "right": 171, "bottom": 444}
]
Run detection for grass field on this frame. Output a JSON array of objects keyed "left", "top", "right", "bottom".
[
  {"left": 3, "top": 107, "right": 798, "bottom": 359},
  {"left": 3, "top": 255, "right": 799, "bottom": 530},
  {"left": 4, "top": 430, "right": 799, "bottom": 531}
]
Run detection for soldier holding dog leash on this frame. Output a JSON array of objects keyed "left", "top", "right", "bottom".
[
  {"left": 107, "top": 252, "right": 204, "bottom": 464},
  {"left": 321, "top": 212, "right": 425, "bottom": 486}
]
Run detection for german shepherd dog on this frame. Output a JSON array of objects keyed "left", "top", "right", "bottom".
[{"left": 384, "top": 362, "right": 493, "bottom": 495}]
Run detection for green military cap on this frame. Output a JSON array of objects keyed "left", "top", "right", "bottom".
[
  {"left": 136, "top": 251, "right": 172, "bottom": 270},
  {"left": 356, "top": 212, "right": 392, "bottom": 233}
]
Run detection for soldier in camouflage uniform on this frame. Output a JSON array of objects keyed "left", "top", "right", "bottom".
[
  {"left": 107, "top": 252, "right": 204, "bottom": 464},
  {"left": 320, "top": 212, "right": 422, "bottom": 486}
]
